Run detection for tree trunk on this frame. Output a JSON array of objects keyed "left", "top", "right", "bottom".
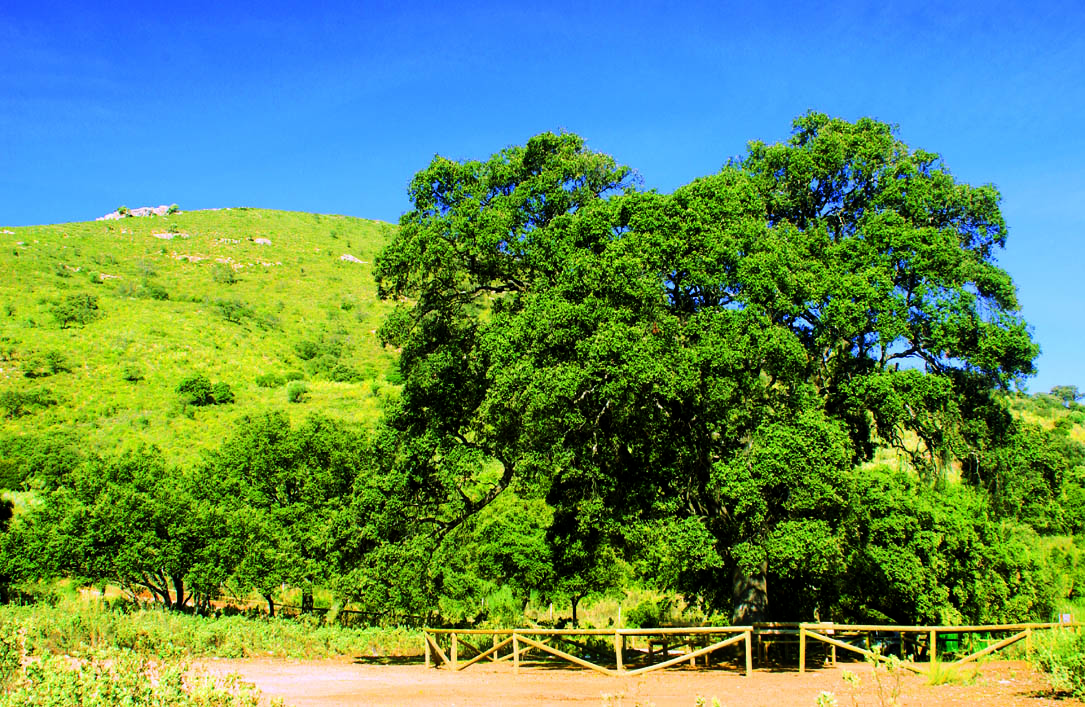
[
  {"left": 172, "top": 575, "right": 186, "bottom": 611},
  {"left": 571, "top": 594, "right": 581, "bottom": 626},
  {"left": 730, "top": 563, "right": 768, "bottom": 625},
  {"left": 264, "top": 593, "right": 275, "bottom": 617}
]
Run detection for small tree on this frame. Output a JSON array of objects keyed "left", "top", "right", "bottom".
[
  {"left": 176, "top": 374, "right": 214, "bottom": 406},
  {"left": 50, "top": 293, "right": 102, "bottom": 328},
  {"left": 1052, "top": 385, "right": 1083, "bottom": 408}
]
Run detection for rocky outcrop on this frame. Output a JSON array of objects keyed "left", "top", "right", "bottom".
[{"left": 97, "top": 205, "right": 176, "bottom": 220}]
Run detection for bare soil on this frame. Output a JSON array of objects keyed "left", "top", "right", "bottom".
[{"left": 199, "top": 657, "right": 1080, "bottom": 706}]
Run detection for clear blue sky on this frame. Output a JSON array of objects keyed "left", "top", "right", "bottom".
[{"left": 2, "top": 0, "right": 1082, "bottom": 394}]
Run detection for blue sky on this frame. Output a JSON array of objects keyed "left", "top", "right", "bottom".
[{"left": 2, "top": 0, "right": 1082, "bottom": 394}]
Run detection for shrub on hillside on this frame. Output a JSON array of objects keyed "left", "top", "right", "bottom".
[
  {"left": 0, "top": 389, "right": 57, "bottom": 419},
  {"left": 50, "top": 293, "right": 102, "bottom": 328},
  {"left": 212, "top": 264, "right": 237, "bottom": 285},
  {"left": 211, "top": 382, "right": 235, "bottom": 405},
  {"left": 254, "top": 373, "right": 284, "bottom": 388},
  {"left": 287, "top": 382, "right": 308, "bottom": 403},
  {"left": 121, "top": 364, "right": 143, "bottom": 382},
  {"left": 21, "top": 350, "right": 70, "bottom": 378},
  {"left": 214, "top": 298, "right": 250, "bottom": 323},
  {"left": 140, "top": 280, "right": 170, "bottom": 300},
  {"left": 0, "top": 432, "right": 85, "bottom": 489},
  {"left": 294, "top": 339, "right": 322, "bottom": 361},
  {"left": 177, "top": 375, "right": 235, "bottom": 407},
  {"left": 176, "top": 375, "right": 214, "bottom": 406}
]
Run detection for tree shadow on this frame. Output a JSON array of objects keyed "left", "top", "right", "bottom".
[{"left": 351, "top": 655, "right": 427, "bottom": 666}]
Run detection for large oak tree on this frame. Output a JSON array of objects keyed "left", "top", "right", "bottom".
[{"left": 375, "top": 115, "right": 1037, "bottom": 622}]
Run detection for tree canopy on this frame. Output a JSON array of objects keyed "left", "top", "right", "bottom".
[{"left": 375, "top": 113, "right": 1041, "bottom": 622}]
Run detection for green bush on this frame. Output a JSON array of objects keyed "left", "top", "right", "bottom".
[
  {"left": 177, "top": 376, "right": 236, "bottom": 407},
  {"left": 255, "top": 373, "right": 284, "bottom": 389},
  {"left": 287, "top": 382, "right": 308, "bottom": 403},
  {"left": 294, "top": 339, "right": 322, "bottom": 361},
  {"left": 121, "top": 364, "right": 144, "bottom": 382},
  {"left": 214, "top": 298, "right": 250, "bottom": 323},
  {"left": 1033, "top": 628, "right": 1085, "bottom": 697},
  {"left": 140, "top": 280, "right": 170, "bottom": 300},
  {"left": 177, "top": 374, "right": 214, "bottom": 406},
  {"left": 0, "top": 648, "right": 261, "bottom": 706},
  {"left": 211, "top": 382, "right": 235, "bottom": 405},
  {"left": 212, "top": 264, "right": 238, "bottom": 285},
  {"left": 0, "top": 431, "right": 84, "bottom": 489},
  {"left": 50, "top": 292, "right": 102, "bottom": 328},
  {"left": 0, "top": 388, "right": 57, "bottom": 418},
  {"left": 625, "top": 599, "right": 673, "bottom": 628},
  {"left": 21, "top": 350, "right": 69, "bottom": 378}
]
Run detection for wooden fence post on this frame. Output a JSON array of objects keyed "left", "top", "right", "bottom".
[
  {"left": 424, "top": 631, "right": 431, "bottom": 669},
  {"left": 744, "top": 630, "right": 752, "bottom": 677},
  {"left": 929, "top": 629, "right": 937, "bottom": 664},
  {"left": 513, "top": 634, "right": 520, "bottom": 674},
  {"left": 614, "top": 631, "right": 624, "bottom": 673},
  {"left": 799, "top": 625, "right": 807, "bottom": 674},
  {"left": 492, "top": 633, "right": 498, "bottom": 662},
  {"left": 451, "top": 632, "right": 458, "bottom": 671}
]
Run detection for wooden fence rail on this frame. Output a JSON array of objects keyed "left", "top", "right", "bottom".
[
  {"left": 796, "top": 621, "right": 1077, "bottom": 674},
  {"left": 424, "top": 626, "right": 754, "bottom": 676},
  {"left": 424, "top": 621, "right": 1078, "bottom": 677}
]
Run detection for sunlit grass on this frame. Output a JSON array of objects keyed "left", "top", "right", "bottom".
[{"left": 0, "top": 208, "right": 396, "bottom": 467}]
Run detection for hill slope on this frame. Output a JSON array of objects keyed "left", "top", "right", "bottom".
[{"left": 0, "top": 208, "right": 397, "bottom": 470}]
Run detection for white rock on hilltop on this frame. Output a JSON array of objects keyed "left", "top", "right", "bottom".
[{"left": 97, "top": 205, "right": 174, "bottom": 221}]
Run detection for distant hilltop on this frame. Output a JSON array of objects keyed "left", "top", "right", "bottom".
[{"left": 97, "top": 204, "right": 179, "bottom": 220}]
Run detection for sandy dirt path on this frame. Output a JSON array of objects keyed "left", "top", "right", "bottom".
[{"left": 199, "top": 657, "right": 1080, "bottom": 706}]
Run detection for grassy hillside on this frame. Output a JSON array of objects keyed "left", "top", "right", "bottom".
[{"left": 0, "top": 208, "right": 397, "bottom": 469}]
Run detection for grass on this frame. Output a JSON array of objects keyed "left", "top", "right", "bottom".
[
  {"left": 0, "top": 208, "right": 397, "bottom": 468},
  {"left": 1, "top": 598, "right": 421, "bottom": 660},
  {"left": 924, "top": 660, "right": 979, "bottom": 686}
]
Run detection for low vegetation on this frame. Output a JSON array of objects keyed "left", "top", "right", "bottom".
[
  {"left": 0, "top": 599, "right": 419, "bottom": 660},
  {"left": 1033, "top": 627, "right": 1085, "bottom": 697}
]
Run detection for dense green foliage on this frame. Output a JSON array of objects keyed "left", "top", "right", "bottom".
[{"left": 372, "top": 114, "right": 1081, "bottom": 624}]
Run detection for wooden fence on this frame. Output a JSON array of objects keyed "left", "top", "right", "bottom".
[
  {"left": 797, "top": 621, "right": 1077, "bottom": 675},
  {"left": 423, "top": 621, "right": 1078, "bottom": 677},
  {"left": 424, "top": 626, "right": 754, "bottom": 677}
]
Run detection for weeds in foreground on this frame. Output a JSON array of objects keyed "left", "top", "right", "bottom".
[
  {"left": 820, "top": 649, "right": 906, "bottom": 707},
  {"left": 1032, "top": 627, "right": 1085, "bottom": 697},
  {"left": 0, "top": 622, "right": 278, "bottom": 707},
  {"left": 600, "top": 691, "right": 656, "bottom": 707}
]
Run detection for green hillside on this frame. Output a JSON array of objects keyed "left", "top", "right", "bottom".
[{"left": 0, "top": 208, "right": 397, "bottom": 469}]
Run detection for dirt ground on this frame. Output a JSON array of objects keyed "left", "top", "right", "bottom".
[{"left": 199, "top": 657, "right": 1082, "bottom": 707}]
